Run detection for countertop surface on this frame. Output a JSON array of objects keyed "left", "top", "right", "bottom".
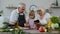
[
  {"left": 23, "top": 30, "right": 59, "bottom": 34},
  {"left": 0, "top": 30, "right": 59, "bottom": 34}
]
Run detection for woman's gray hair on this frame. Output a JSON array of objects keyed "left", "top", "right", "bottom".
[
  {"left": 40, "top": 8, "right": 45, "bottom": 14},
  {"left": 37, "top": 8, "right": 45, "bottom": 14}
]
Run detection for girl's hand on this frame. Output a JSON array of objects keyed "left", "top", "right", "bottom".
[{"left": 24, "top": 23, "right": 29, "bottom": 27}]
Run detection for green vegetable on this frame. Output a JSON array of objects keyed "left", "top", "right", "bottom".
[
  {"left": 3, "top": 29, "right": 11, "bottom": 32},
  {"left": 50, "top": 16, "right": 59, "bottom": 23},
  {"left": 50, "top": 16, "right": 60, "bottom": 30},
  {"left": 12, "top": 29, "right": 25, "bottom": 34},
  {"left": 0, "top": 10, "right": 3, "bottom": 14}
]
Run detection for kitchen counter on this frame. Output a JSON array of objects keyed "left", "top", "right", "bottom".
[
  {"left": 23, "top": 30, "right": 60, "bottom": 34},
  {"left": 0, "top": 32, "right": 12, "bottom": 34},
  {"left": 0, "top": 30, "right": 59, "bottom": 34}
]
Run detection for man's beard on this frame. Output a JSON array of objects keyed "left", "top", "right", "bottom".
[{"left": 19, "top": 11, "right": 24, "bottom": 13}]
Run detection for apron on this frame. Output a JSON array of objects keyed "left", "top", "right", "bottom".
[{"left": 18, "top": 13, "right": 26, "bottom": 27}]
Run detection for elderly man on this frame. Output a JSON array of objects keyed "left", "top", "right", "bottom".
[{"left": 9, "top": 3, "right": 26, "bottom": 27}]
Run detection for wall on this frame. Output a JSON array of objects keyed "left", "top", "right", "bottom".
[
  {"left": 50, "top": 0, "right": 60, "bottom": 16},
  {"left": 51, "top": 8, "right": 60, "bottom": 16},
  {"left": 0, "top": 0, "right": 60, "bottom": 22}
]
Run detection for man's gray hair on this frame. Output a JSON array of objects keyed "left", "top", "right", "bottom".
[{"left": 17, "top": 3, "right": 26, "bottom": 8}]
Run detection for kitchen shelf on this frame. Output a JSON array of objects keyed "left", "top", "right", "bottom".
[
  {"left": 51, "top": 6, "right": 60, "bottom": 8},
  {"left": 6, "top": 6, "right": 17, "bottom": 9}
]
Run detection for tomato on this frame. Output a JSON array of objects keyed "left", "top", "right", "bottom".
[{"left": 39, "top": 26, "right": 45, "bottom": 32}]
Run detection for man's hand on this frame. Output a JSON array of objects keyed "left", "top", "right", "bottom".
[{"left": 18, "top": 26, "right": 23, "bottom": 29}]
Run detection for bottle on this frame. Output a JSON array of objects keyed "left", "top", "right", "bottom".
[
  {"left": 56, "top": 0, "right": 58, "bottom": 6},
  {"left": 15, "top": 23, "right": 19, "bottom": 28}
]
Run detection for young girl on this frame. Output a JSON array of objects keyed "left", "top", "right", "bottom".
[{"left": 26, "top": 10, "right": 35, "bottom": 29}]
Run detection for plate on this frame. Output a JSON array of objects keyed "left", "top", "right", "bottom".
[{"left": 29, "top": 5, "right": 37, "bottom": 11}]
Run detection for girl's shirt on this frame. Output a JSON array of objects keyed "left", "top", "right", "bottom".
[{"left": 26, "top": 18, "right": 35, "bottom": 28}]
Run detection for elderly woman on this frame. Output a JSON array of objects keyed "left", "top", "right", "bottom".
[{"left": 36, "top": 8, "right": 51, "bottom": 25}]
